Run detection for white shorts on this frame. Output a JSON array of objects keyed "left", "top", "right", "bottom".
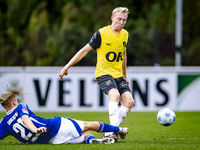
[{"left": 49, "top": 117, "right": 84, "bottom": 144}]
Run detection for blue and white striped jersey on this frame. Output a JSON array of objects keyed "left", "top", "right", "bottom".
[{"left": 0, "top": 103, "right": 61, "bottom": 144}]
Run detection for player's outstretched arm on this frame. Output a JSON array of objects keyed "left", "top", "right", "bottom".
[
  {"left": 21, "top": 115, "right": 47, "bottom": 133},
  {"left": 59, "top": 44, "right": 93, "bottom": 80}
]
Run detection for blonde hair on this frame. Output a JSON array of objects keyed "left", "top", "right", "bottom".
[
  {"left": 112, "top": 7, "right": 129, "bottom": 16},
  {"left": 0, "top": 92, "right": 16, "bottom": 108}
]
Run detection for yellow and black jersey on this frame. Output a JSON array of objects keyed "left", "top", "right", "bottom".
[{"left": 89, "top": 25, "right": 129, "bottom": 79}]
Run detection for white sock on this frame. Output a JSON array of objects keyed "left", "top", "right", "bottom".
[
  {"left": 108, "top": 101, "right": 119, "bottom": 126},
  {"left": 117, "top": 106, "right": 130, "bottom": 127}
]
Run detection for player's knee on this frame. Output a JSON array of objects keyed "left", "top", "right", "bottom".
[
  {"left": 128, "top": 94, "right": 134, "bottom": 106},
  {"left": 109, "top": 90, "right": 120, "bottom": 101},
  {"left": 83, "top": 122, "right": 90, "bottom": 131},
  {"left": 125, "top": 99, "right": 134, "bottom": 110},
  {"left": 125, "top": 96, "right": 134, "bottom": 109},
  {"left": 121, "top": 92, "right": 134, "bottom": 107},
  {"left": 114, "top": 92, "right": 120, "bottom": 100},
  {"left": 129, "top": 99, "right": 134, "bottom": 107}
]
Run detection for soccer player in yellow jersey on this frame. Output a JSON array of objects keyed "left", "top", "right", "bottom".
[{"left": 59, "top": 7, "right": 134, "bottom": 141}]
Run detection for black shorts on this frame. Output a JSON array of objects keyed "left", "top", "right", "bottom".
[{"left": 96, "top": 75, "right": 131, "bottom": 95}]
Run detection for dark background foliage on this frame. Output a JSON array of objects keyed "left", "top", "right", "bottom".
[{"left": 0, "top": 0, "right": 200, "bottom": 66}]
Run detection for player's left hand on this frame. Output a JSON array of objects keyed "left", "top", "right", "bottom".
[{"left": 123, "top": 77, "right": 129, "bottom": 85}]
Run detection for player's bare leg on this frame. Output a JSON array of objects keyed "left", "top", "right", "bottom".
[
  {"left": 101, "top": 89, "right": 120, "bottom": 141},
  {"left": 102, "top": 90, "right": 134, "bottom": 140},
  {"left": 118, "top": 91, "right": 134, "bottom": 126},
  {"left": 82, "top": 121, "right": 128, "bottom": 144},
  {"left": 117, "top": 91, "right": 134, "bottom": 139}
]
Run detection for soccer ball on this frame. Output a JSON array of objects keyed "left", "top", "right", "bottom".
[{"left": 157, "top": 108, "right": 176, "bottom": 126}]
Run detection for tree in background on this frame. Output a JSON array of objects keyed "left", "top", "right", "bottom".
[{"left": 0, "top": 0, "right": 200, "bottom": 66}]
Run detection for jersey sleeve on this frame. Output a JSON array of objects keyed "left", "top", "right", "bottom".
[
  {"left": 17, "top": 103, "right": 31, "bottom": 118},
  {"left": 88, "top": 31, "right": 101, "bottom": 50}
]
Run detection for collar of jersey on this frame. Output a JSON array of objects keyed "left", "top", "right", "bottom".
[
  {"left": 6, "top": 106, "right": 18, "bottom": 115},
  {"left": 109, "top": 25, "right": 122, "bottom": 36}
]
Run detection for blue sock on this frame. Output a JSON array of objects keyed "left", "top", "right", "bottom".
[
  {"left": 98, "top": 122, "right": 120, "bottom": 133},
  {"left": 85, "top": 135, "right": 96, "bottom": 144}
]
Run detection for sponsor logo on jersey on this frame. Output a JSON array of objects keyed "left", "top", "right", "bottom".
[
  {"left": 90, "top": 37, "right": 94, "bottom": 43},
  {"left": 123, "top": 41, "right": 127, "bottom": 47},
  {"left": 22, "top": 109, "right": 28, "bottom": 114}
]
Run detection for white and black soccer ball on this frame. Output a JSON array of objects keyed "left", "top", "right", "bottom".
[{"left": 157, "top": 108, "right": 176, "bottom": 126}]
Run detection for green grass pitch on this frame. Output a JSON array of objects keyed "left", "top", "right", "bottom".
[{"left": 0, "top": 111, "right": 200, "bottom": 150}]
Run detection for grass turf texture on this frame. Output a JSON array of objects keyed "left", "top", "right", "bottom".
[{"left": 0, "top": 112, "right": 200, "bottom": 150}]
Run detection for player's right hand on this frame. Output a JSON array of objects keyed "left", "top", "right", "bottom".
[{"left": 59, "top": 69, "right": 68, "bottom": 80}]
